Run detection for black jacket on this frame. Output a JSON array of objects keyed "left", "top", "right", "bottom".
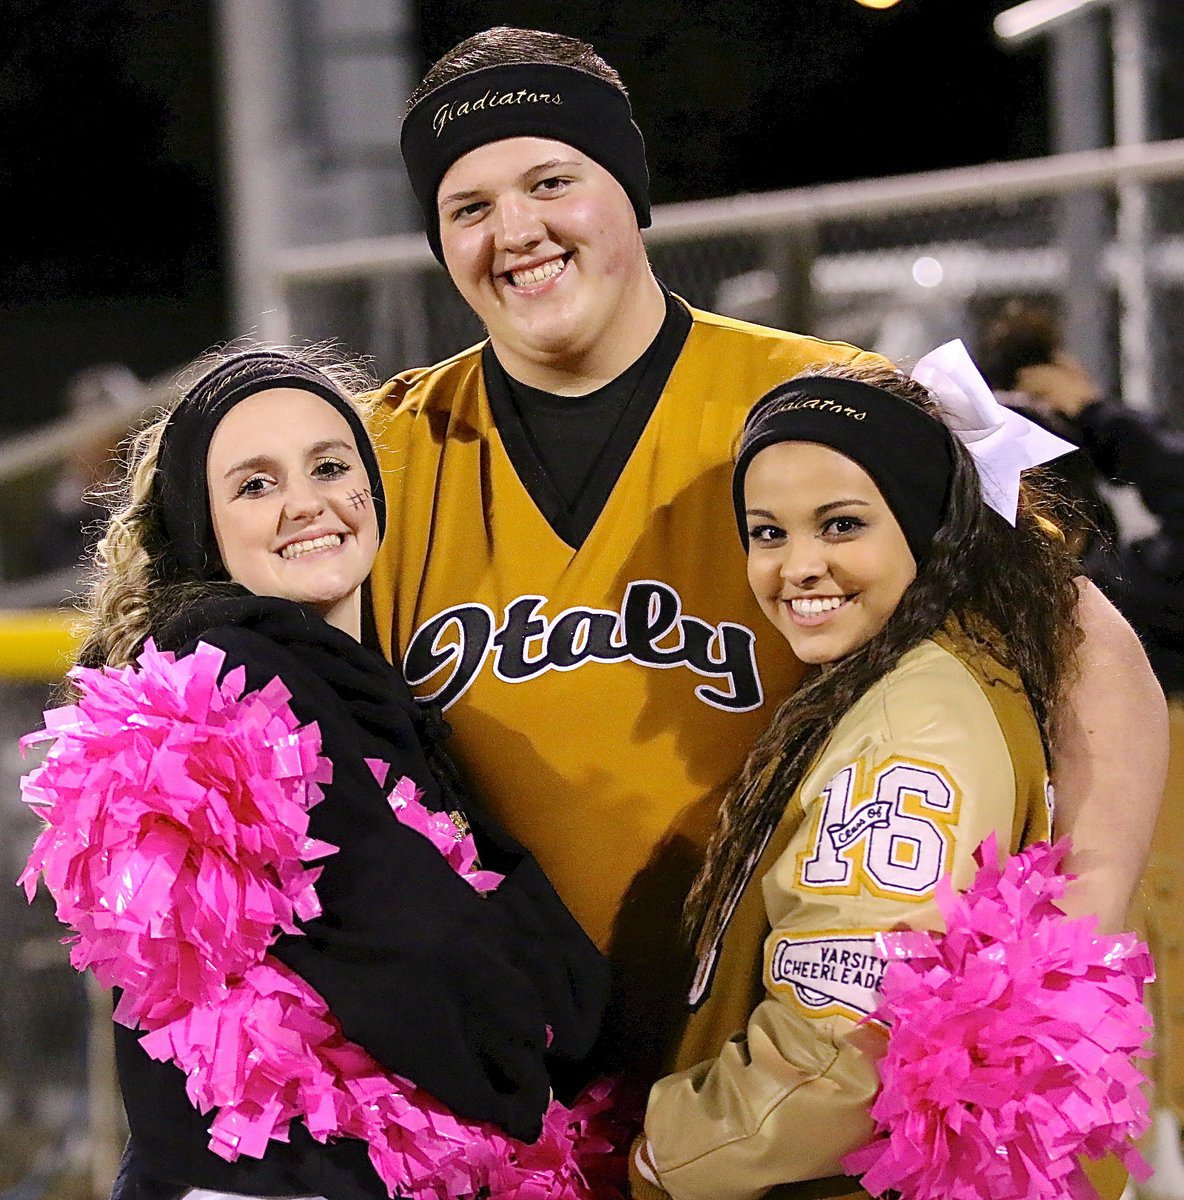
[
  {"left": 1075, "top": 401, "right": 1184, "bottom": 694},
  {"left": 113, "top": 594, "right": 607, "bottom": 1200}
]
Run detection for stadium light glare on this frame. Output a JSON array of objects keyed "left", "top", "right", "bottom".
[
  {"left": 994, "top": 0, "right": 1113, "bottom": 46},
  {"left": 854, "top": 0, "right": 903, "bottom": 8}
]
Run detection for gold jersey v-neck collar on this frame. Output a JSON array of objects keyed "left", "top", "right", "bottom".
[{"left": 482, "top": 288, "right": 692, "bottom": 550}]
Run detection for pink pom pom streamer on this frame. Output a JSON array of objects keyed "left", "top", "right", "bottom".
[
  {"left": 134, "top": 956, "right": 633, "bottom": 1200},
  {"left": 19, "top": 640, "right": 629, "bottom": 1200},
  {"left": 375, "top": 764, "right": 505, "bottom": 894},
  {"left": 19, "top": 639, "right": 334, "bottom": 1026},
  {"left": 136, "top": 956, "right": 482, "bottom": 1193},
  {"left": 842, "top": 835, "right": 1154, "bottom": 1200},
  {"left": 481, "top": 1077, "right": 641, "bottom": 1200}
]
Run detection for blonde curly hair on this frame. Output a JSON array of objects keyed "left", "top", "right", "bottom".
[{"left": 74, "top": 342, "right": 376, "bottom": 672}]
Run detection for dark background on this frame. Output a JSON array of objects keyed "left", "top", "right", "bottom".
[{"left": 0, "top": 0, "right": 1075, "bottom": 433}]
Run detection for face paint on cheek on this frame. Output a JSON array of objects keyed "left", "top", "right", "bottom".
[{"left": 347, "top": 489, "right": 370, "bottom": 511}]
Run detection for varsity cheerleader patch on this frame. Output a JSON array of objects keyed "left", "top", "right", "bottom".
[{"left": 764, "top": 930, "right": 888, "bottom": 1023}]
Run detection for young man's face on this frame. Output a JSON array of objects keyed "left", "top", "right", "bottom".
[{"left": 436, "top": 136, "right": 653, "bottom": 380}]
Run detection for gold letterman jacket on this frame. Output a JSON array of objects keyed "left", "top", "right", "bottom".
[
  {"left": 364, "top": 303, "right": 881, "bottom": 1072},
  {"left": 630, "top": 629, "right": 1056, "bottom": 1200}
]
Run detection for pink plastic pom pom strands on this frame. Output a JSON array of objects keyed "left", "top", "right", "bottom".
[
  {"left": 843, "top": 836, "right": 1154, "bottom": 1200},
  {"left": 20, "top": 640, "right": 630, "bottom": 1200}
]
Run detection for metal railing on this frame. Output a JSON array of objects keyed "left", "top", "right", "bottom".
[{"left": 269, "top": 136, "right": 1184, "bottom": 419}]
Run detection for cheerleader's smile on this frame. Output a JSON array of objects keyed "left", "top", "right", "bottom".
[
  {"left": 206, "top": 388, "right": 380, "bottom": 635},
  {"left": 744, "top": 441, "right": 916, "bottom": 664}
]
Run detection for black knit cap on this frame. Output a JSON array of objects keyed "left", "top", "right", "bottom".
[
  {"left": 155, "top": 351, "right": 386, "bottom": 576},
  {"left": 401, "top": 62, "right": 651, "bottom": 264},
  {"left": 732, "top": 375, "right": 955, "bottom": 564}
]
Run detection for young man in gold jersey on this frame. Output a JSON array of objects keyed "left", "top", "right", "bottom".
[{"left": 367, "top": 27, "right": 1166, "bottom": 1083}]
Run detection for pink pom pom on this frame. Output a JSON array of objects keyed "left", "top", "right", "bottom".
[
  {"left": 482, "top": 1077, "right": 640, "bottom": 1200},
  {"left": 19, "top": 641, "right": 630, "bottom": 1200},
  {"left": 842, "top": 835, "right": 1154, "bottom": 1200},
  {"left": 137, "top": 957, "right": 483, "bottom": 1198},
  {"left": 140, "top": 957, "right": 631, "bottom": 1200},
  {"left": 20, "top": 640, "right": 333, "bottom": 1026}
]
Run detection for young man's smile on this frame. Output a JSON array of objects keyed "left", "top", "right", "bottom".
[
  {"left": 502, "top": 252, "right": 572, "bottom": 290},
  {"left": 436, "top": 136, "right": 664, "bottom": 391}
]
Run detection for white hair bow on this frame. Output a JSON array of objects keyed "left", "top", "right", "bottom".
[{"left": 911, "top": 339, "right": 1076, "bottom": 525}]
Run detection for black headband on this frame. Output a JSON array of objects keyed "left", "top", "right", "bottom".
[
  {"left": 732, "top": 376, "right": 955, "bottom": 563},
  {"left": 401, "top": 62, "right": 651, "bottom": 264},
  {"left": 155, "top": 351, "right": 386, "bottom": 576}
]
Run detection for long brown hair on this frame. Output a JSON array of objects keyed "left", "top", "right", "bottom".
[{"left": 684, "top": 361, "right": 1082, "bottom": 958}]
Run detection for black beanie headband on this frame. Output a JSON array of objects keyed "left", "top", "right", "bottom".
[
  {"left": 732, "top": 376, "right": 955, "bottom": 564},
  {"left": 401, "top": 62, "right": 651, "bottom": 263},
  {"left": 155, "top": 351, "right": 386, "bottom": 576}
]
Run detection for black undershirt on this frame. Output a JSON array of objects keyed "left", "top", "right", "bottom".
[{"left": 483, "top": 287, "right": 693, "bottom": 549}]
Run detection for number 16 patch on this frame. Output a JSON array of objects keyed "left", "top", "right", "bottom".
[{"left": 796, "top": 756, "right": 961, "bottom": 901}]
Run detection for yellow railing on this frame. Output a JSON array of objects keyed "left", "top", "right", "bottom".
[{"left": 0, "top": 609, "right": 82, "bottom": 682}]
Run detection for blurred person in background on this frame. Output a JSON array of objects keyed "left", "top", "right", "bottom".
[
  {"left": 981, "top": 304, "right": 1184, "bottom": 1200},
  {"left": 29, "top": 365, "right": 145, "bottom": 577},
  {"left": 979, "top": 302, "right": 1184, "bottom": 695}
]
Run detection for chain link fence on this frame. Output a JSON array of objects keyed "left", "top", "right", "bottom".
[
  {"left": 0, "top": 681, "right": 99, "bottom": 1200},
  {"left": 272, "top": 137, "right": 1184, "bottom": 422}
]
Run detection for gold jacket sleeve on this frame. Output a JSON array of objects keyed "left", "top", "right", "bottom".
[{"left": 640, "top": 639, "right": 1052, "bottom": 1200}]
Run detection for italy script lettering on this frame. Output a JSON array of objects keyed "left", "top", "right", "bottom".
[{"left": 403, "top": 579, "right": 763, "bottom": 713}]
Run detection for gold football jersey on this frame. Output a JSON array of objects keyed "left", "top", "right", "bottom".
[{"left": 366, "top": 304, "right": 880, "bottom": 1066}]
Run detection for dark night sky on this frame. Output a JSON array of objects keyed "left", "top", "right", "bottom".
[
  {"left": 3, "top": 0, "right": 1051, "bottom": 433},
  {"left": 419, "top": 0, "right": 1050, "bottom": 201},
  {"left": 3, "top": 2, "right": 223, "bottom": 432}
]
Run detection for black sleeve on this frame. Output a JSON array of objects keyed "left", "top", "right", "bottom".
[
  {"left": 464, "top": 802, "right": 610, "bottom": 1063},
  {"left": 192, "top": 627, "right": 553, "bottom": 1142},
  {"left": 1077, "top": 400, "right": 1184, "bottom": 525}
]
